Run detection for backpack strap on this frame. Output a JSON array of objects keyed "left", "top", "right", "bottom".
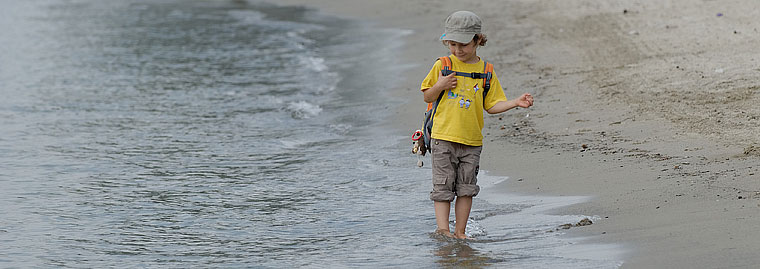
[
  {"left": 482, "top": 61, "right": 493, "bottom": 103},
  {"left": 440, "top": 56, "right": 452, "bottom": 75},
  {"left": 431, "top": 56, "right": 495, "bottom": 108},
  {"left": 427, "top": 56, "right": 451, "bottom": 112},
  {"left": 439, "top": 56, "right": 492, "bottom": 80}
]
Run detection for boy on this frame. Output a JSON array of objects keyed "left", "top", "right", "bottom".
[{"left": 420, "top": 10, "right": 534, "bottom": 239}]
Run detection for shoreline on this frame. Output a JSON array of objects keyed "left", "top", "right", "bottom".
[{"left": 268, "top": 0, "right": 760, "bottom": 268}]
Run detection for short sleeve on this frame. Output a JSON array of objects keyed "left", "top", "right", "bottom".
[
  {"left": 483, "top": 74, "right": 507, "bottom": 110},
  {"left": 420, "top": 60, "right": 443, "bottom": 91}
]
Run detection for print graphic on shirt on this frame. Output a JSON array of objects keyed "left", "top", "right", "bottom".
[
  {"left": 458, "top": 98, "right": 471, "bottom": 109},
  {"left": 447, "top": 90, "right": 458, "bottom": 99},
  {"left": 448, "top": 83, "right": 478, "bottom": 110},
  {"left": 458, "top": 83, "right": 479, "bottom": 109}
]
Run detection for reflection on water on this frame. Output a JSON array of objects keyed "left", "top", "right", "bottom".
[{"left": 434, "top": 238, "right": 494, "bottom": 269}]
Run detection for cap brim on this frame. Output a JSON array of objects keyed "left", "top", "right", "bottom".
[{"left": 441, "top": 32, "right": 475, "bottom": 44}]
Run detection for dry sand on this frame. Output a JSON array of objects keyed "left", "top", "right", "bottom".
[{"left": 271, "top": 0, "right": 760, "bottom": 267}]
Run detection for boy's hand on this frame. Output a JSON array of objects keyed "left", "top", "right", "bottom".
[
  {"left": 435, "top": 71, "right": 457, "bottom": 90},
  {"left": 516, "top": 93, "right": 534, "bottom": 108}
]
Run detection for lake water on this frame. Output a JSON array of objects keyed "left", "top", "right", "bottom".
[{"left": 0, "top": 0, "right": 622, "bottom": 267}]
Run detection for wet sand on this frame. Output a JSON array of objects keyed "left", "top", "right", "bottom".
[{"left": 271, "top": 0, "right": 760, "bottom": 267}]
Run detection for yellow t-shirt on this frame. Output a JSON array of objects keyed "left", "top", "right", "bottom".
[{"left": 420, "top": 55, "right": 507, "bottom": 146}]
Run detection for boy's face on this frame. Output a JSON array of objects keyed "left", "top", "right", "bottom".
[{"left": 446, "top": 40, "right": 478, "bottom": 63}]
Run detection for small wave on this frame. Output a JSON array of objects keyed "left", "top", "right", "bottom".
[
  {"left": 477, "top": 171, "right": 509, "bottom": 186},
  {"left": 295, "top": 55, "right": 338, "bottom": 94},
  {"left": 279, "top": 138, "right": 313, "bottom": 149},
  {"left": 328, "top": 124, "right": 352, "bottom": 135},
  {"left": 286, "top": 101, "right": 322, "bottom": 119},
  {"left": 227, "top": 10, "right": 266, "bottom": 24},
  {"left": 227, "top": 10, "right": 325, "bottom": 31},
  {"left": 299, "top": 55, "right": 328, "bottom": 72},
  {"left": 259, "top": 95, "right": 284, "bottom": 105},
  {"left": 465, "top": 218, "right": 488, "bottom": 238}
]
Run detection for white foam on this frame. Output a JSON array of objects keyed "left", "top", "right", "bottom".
[
  {"left": 228, "top": 9, "right": 325, "bottom": 32},
  {"left": 286, "top": 101, "right": 322, "bottom": 119},
  {"left": 464, "top": 217, "right": 488, "bottom": 238},
  {"left": 477, "top": 170, "right": 509, "bottom": 186},
  {"left": 299, "top": 55, "right": 328, "bottom": 72},
  {"left": 279, "top": 138, "right": 313, "bottom": 149}
]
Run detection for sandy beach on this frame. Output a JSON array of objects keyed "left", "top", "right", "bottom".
[{"left": 272, "top": 0, "right": 760, "bottom": 267}]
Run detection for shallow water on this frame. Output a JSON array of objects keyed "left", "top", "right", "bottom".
[{"left": 0, "top": 0, "right": 622, "bottom": 267}]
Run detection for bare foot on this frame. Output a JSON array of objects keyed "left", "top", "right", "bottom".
[
  {"left": 435, "top": 229, "right": 454, "bottom": 238},
  {"left": 453, "top": 233, "right": 473, "bottom": 240}
]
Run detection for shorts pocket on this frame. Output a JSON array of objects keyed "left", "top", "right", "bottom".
[{"left": 431, "top": 148, "right": 452, "bottom": 185}]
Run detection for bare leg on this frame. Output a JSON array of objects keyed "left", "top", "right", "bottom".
[
  {"left": 434, "top": 201, "right": 453, "bottom": 237},
  {"left": 453, "top": 196, "right": 473, "bottom": 239}
]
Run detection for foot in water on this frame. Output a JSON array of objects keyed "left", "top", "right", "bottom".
[
  {"left": 435, "top": 229, "right": 454, "bottom": 238},
  {"left": 453, "top": 232, "right": 473, "bottom": 240}
]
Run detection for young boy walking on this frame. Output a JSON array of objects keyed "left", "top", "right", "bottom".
[{"left": 420, "top": 10, "right": 534, "bottom": 239}]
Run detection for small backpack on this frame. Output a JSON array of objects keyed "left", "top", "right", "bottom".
[{"left": 412, "top": 56, "right": 494, "bottom": 160}]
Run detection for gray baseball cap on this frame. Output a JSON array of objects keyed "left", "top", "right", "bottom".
[{"left": 440, "top": 11, "right": 482, "bottom": 43}]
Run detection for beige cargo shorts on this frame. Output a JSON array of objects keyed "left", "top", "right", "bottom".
[{"left": 429, "top": 139, "right": 482, "bottom": 202}]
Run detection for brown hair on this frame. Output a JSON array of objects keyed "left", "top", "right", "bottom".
[{"left": 474, "top": 33, "right": 487, "bottom": 46}]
